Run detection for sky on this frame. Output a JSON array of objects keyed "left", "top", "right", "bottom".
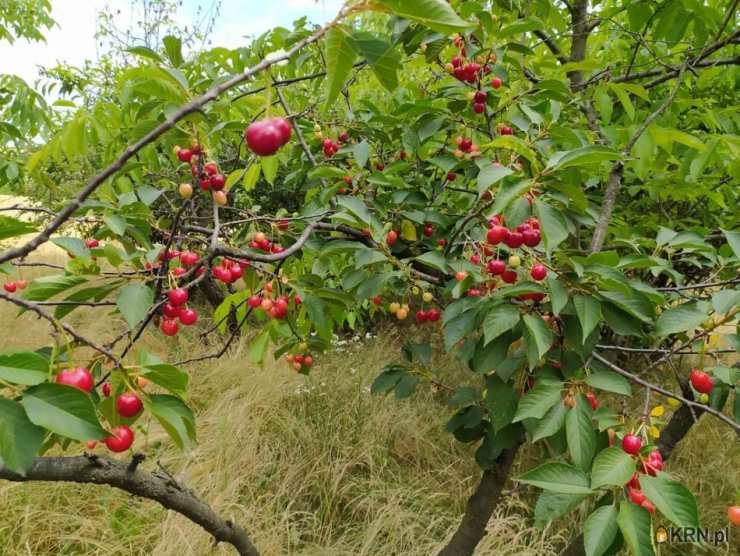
[{"left": 0, "top": 0, "right": 344, "bottom": 84}]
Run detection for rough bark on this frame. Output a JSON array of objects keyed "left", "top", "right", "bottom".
[
  {"left": 436, "top": 441, "right": 522, "bottom": 556},
  {"left": 0, "top": 455, "right": 259, "bottom": 556}
]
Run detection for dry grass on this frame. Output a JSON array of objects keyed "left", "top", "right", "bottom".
[{"left": 0, "top": 219, "right": 737, "bottom": 555}]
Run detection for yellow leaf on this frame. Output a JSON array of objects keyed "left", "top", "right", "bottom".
[
  {"left": 650, "top": 405, "right": 665, "bottom": 418},
  {"left": 648, "top": 426, "right": 660, "bottom": 439},
  {"left": 667, "top": 397, "right": 681, "bottom": 408},
  {"left": 400, "top": 219, "right": 417, "bottom": 241}
]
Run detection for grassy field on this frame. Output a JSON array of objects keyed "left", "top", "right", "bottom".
[{"left": 0, "top": 229, "right": 737, "bottom": 555}]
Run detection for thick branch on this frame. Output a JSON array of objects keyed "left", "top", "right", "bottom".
[
  {"left": 437, "top": 440, "right": 523, "bottom": 556},
  {"left": 0, "top": 455, "right": 259, "bottom": 556}
]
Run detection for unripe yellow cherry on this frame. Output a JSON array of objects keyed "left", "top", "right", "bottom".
[
  {"left": 508, "top": 255, "right": 521, "bottom": 268},
  {"left": 213, "top": 190, "right": 227, "bottom": 206},
  {"left": 411, "top": 286, "right": 420, "bottom": 295},
  {"left": 423, "top": 292, "right": 433, "bottom": 302},
  {"left": 389, "top": 302, "right": 400, "bottom": 313},
  {"left": 178, "top": 183, "right": 193, "bottom": 199},
  {"left": 396, "top": 308, "right": 408, "bottom": 320}
]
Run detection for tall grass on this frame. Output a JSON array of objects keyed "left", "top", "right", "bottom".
[{"left": 0, "top": 235, "right": 736, "bottom": 555}]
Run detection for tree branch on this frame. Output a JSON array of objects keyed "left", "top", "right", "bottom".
[{"left": 0, "top": 455, "right": 259, "bottom": 556}]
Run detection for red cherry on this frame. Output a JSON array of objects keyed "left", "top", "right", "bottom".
[
  {"left": 451, "top": 56, "right": 462, "bottom": 68},
  {"left": 641, "top": 500, "right": 656, "bottom": 514},
  {"left": 466, "top": 288, "right": 482, "bottom": 297},
  {"left": 399, "top": 150, "right": 406, "bottom": 160},
  {"left": 473, "top": 102, "right": 486, "bottom": 114},
  {"left": 293, "top": 294, "right": 302, "bottom": 305},
  {"left": 199, "top": 177, "right": 211, "bottom": 191},
  {"left": 585, "top": 391, "right": 599, "bottom": 410},
  {"left": 460, "top": 138, "right": 473, "bottom": 151},
  {"left": 105, "top": 425, "right": 134, "bottom": 453},
  {"left": 338, "top": 131, "right": 349, "bottom": 143},
  {"left": 102, "top": 383, "right": 111, "bottom": 397},
  {"left": 271, "top": 117, "right": 292, "bottom": 145},
  {"left": 179, "top": 308, "right": 198, "bottom": 325},
  {"left": 85, "top": 238, "right": 99, "bottom": 248},
  {"left": 727, "top": 506, "right": 740, "bottom": 525},
  {"left": 376, "top": 162, "right": 385, "bottom": 171},
  {"left": 491, "top": 77, "right": 503, "bottom": 89},
  {"left": 303, "top": 355, "right": 314, "bottom": 367},
  {"left": 386, "top": 230, "right": 398, "bottom": 246},
  {"left": 501, "top": 270, "right": 517, "bottom": 284},
  {"left": 474, "top": 90, "right": 487, "bottom": 103},
  {"left": 470, "top": 254, "right": 481, "bottom": 265},
  {"left": 3, "top": 282, "right": 17, "bottom": 293},
  {"left": 689, "top": 369, "right": 713, "bottom": 394},
  {"left": 501, "top": 126, "right": 513, "bottom": 136},
  {"left": 455, "top": 271, "right": 468, "bottom": 282},
  {"left": 55, "top": 367, "right": 94, "bottom": 393},
  {"left": 204, "top": 162, "right": 218, "bottom": 176},
  {"left": 161, "top": 318, "right": 179, "bottom": 336},
  {"left": 487, "top": 260, "right": 506, "bottom": 275},
  {"left": 438, "top": 239, "right": 446, "bottom": 247},
  {"left": 163, "top": 302, "right": 180, "bottom": 318},
  {"left": 446, "top": 172, "right": 457, "bottom": 181},
  {"left": 245, "top": 120, "right": 284, "bottom": 156},
  {"left": 626, "top": 472, "right": 641, "bottom": 490},
  {"left": 423, "top": 224, "right": 434, "bottom": 237},
  {"left": 180, "top": 251, "right": 200, "bottom": 266},
  {"left": 86, "top": 440, "right": 98, "bottom": 450},
  {"left": 427, "top": 308, "right": 441, "bottom": 322},
  {"left": 191, "top": 164, "right": 200, "bottom": 177},
  {"left": 15, "top": 279, "right": 27, "bottom": 289},
  {"left": 522, "top": 229, "right": 541, "bottom": 247},
  {"left": 486, "top": 225, "right": 508, "bottom": 245},
  {"left": 622, "top": 434, "right": 642, "bottom": 455},
  {"left": 229, "top": 265, "right": 244, "bottom": 281},
  {"left": 628, "top": 488, "right": 647, "bottom": 505},
  {"left": 415, "top": 310, "right": 428, "bottom": 323},
  {"left": 248, "top": 295, "right": 262, "bottom": 308},
  {"left": 167, "top": 288, "right": 189, "bottom": 306},
  {"left": 210, "top": 174, "right": 226, "bottom": 191},
  {"left": 212, "top": 265, "right": 229, "bottom": 283},
  {"left": 530, "top": 264, "right": 547, "bottom": 281},
  {"left": 343, "top": 175, "right": 353, "bottom": 185},
  {"left": 177, "top": 148, "right": 193, "bottom": 163},
  {"left": 116, "top": 392, "right": 143, "bottom": 418},
  {"left": 504, "top": 232, "right": 524, "bottom": 248},
  {"left": 372, "top": 295, "right": 382, "bottom": 306},
  {"left": 172, "top": 266, "right": 186, "bottom": 277}
]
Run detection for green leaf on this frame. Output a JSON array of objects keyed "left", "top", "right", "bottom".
[
  {"left": 483, "top": 304, "right": 520, "bottom": 345},
  {"left": 140, "top": 364, "right": 188, "bottom": 400},
  {"left": 547, "top": 146, "right": 621, "bottom": 170},
  {"left": 566, "top": 394, "right": 596, "bottom": 471},
  {"left": 352, "top": 34, "right": 399, "bottom": 92},
  {"left": 376, "top": 0, "right": 472, "bottom": 34},
  {"left": 303, "top": 295, "right": 330, "bottom": 341},
  {"left": 617, "top": 502, "right": 656, "bottom": 556},
  {"left": 352, "top": 140, "right": 370, "bottom": 168},
  {"left": 324, "top": 26, "right": 357, "bottom": 108},
  {"left": 242, "top": 163, "right": 261, "bottom": 190},
  {"left": 534, "top": 198, "right": 569, "bottom": 255},
  {"left": 476, "top": 164, "right": 513, "bottom": 193},
  {"left": 534, "top": 491, "right": 588, "bottom": 527},
  {"left": 261, "top": 155, "right": 278, "bottom": 185},
  {"left": 722, "top": 229, "right": 740, "bottom": 260},
  {"left": 22, "top": 275, "right": 86, "bottom": 302},
  {"left": 136, "top": 184, "right": 161, "bottom": 205},
  {"left": 547, "top": 276, "right": 568, "bottom": 316},
  {"left": 488, "top": 179, "right": 531, "bottom": 216},
  {"left": 609, "top": 84, "right": 635, "bottom": 121},
  {"left": 484, "top": 375, "right": 518, "bottom": 433},
  {"left": 513, "top": 380, "right": 562, "bottom": 422},
  {"left": 599, "top": 291, "right": 654, "bottom": 323},
  {"left": 116, "top": 283, "right": 153, "bottom": 329},
  {"left": 585, "top": 370, "right": 631, "bottom": 396},
  {"left": 574, "top": 296, "right": 602, "bottom": 342},
  {"left": 0, "top": 397, "right": 44, "bottom": 474},
  {"left": 371, "top": 368, "right": 404, "bottom": 394},
  {"left": 22, "top": 383, "right": 107, "bottom": 442},
  {"left": 394, "top": 374, "right": 420, "bottom": 399},
  {"left": 144, "top": 394, "right": 195, "bottom": 450},
  {"left": 104, "top": 214, "right": 127, "bottom": 236},
  {"left": 414, "top": 250, "right": 449, "bottom": 273},
  {"left": 125, "top": 46, "right": 163, "bottom": 63},
  {"left": 655, "top": 301, "right": 710, "bottom": 336},
  {"left": 517, "top": 462, "right": 592, "bottom": 494},
  {"left": 0, "top": 351, "right": 48, "bottom": 385},
  {"left": 639, "top": 474, "right": 700, "bottom": 530},
  {"left": 162, "top": 35, "right": 183, "bottom": 67},
  {"left": 530, "top": 402, "right": 567, "bottom": 442},
  {"left": 0, "top": 215, "right": 37, "bottom": 241},
  {"left": 711, "top": 290, "right": 740, "bottom": 314},
  {"left": 51, "top": 237, "right": 89, "bottom": 258},
  {"left": 584, "top": 505, "right": 619, "bottom": 556},
  {"left": 522, "top": 314, "right": 554, "bottom": 361},
  {"left": 591, "top": 447, "right": 636, "bottom": 489}
]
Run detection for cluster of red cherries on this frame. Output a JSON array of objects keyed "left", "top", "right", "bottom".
[
  {"left": 2, "top": 277, "right": 27, "bottom": 293},
  {"left": 284, "top": 352, "right": 314, "bottom": 372},
  {"left": 212, "top": 257, "right": 248, "bottom": 284},
  {"left": 452, "top": 135, "right": 481, "bottom": 159},
  {"left": 247, "top": 282, "right": 301, "bottom": 320},
  {"left": 245, "top": 117, "right": 292, "bottom": 156},
  {"left": 161, "top": 287, "right": 196, "bottom": 336},
  {"left": 621, "top": 433, "right": 664, "bottom": 514},
  {"left": 175, "top": 142, "right": 229, "bottom": 206},
  {"left": 249, "top": 231, "right": 284, "bottom": 254},
  {"left": 54, "top": 367, "right": 139, "bottom": 453}
]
